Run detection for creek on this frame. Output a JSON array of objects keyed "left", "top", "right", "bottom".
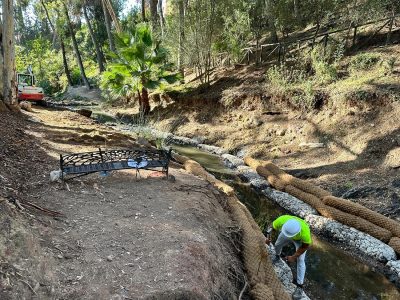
[
  {"left": 67, "top": 106, "right": 400, "bottom": 299},
  {"left": 171, "top": 144, "right": 400, "bottom": 300}
]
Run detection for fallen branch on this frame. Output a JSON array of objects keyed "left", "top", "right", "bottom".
[
  {"left": 18, "top": 279, "right": 37, "bottom": 295},
  {"left": 21, "top": 201, "right": 64, "bottom": 217}
]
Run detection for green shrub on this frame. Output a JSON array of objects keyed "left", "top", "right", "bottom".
[
  {"left": 349, "top": 53, "right": 381, "bottom": 71},
  {"left": 382, "top": 56, "right": 397, "bottom": 75},
  {"left": 266, "top": 65, "right": 289, "bottom": 94},
  {"left": 313, "top": 61, "right": 337, "bottom": 84},
  {"left": 310, "top": 46, "right": 337, "bottom": 83},
  {"left": 291, "top": 80, "right": 317, "bottom": 110},
  {"left": 71, "top": 67, "right": 83, "bottom": 86}
]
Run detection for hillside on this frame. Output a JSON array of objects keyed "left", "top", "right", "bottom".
[{"left": 101, "top": 44, "right": 400, "bottom": 223}]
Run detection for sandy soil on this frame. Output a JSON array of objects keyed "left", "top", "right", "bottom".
[{"left": 0, "top": 108, "right": 245, "bottom": 300}]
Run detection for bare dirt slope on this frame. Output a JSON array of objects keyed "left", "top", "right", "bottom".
[
  {"left": 102, "top": 45, "right": 400, "bottom": 222},
  {"left": 0, "top": 108, "right": 244, "bottom": 300}
]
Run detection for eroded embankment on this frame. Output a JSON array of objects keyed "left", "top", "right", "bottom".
[{"left": 130, "top": 126, "right": 400, "bottom": 287}]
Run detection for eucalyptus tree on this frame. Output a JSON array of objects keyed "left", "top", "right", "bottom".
[
  {"left": 62, "top": 0, "right": 91, "bottom": 89},
  {"left": 1, "top": 0, "right": 18, "bottom": 109},
  {"left": 83, "top": 0, "right": 105, "bottom": 72},
  {"left": 40, "top": 0, "right": 74, "bottom": 86}
]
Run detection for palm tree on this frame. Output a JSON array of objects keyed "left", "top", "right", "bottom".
[{"left": 101, "top": 23, "right": 180, "bottom": 114}]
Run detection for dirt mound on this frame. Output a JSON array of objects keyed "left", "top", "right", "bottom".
[{"left": 63, "top": 86, "right": 103, "bottom": 102}]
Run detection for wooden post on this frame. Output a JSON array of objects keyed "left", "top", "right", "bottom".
[
  {"left": 324, "top": 34, "right": 329, "bottom": 48},
  {"left": 352, "top": 26, "right": 357, "bottom": 46},
  {"left": 323, "top": 34, "right": 329, "bottom": 56},
  {"left": 387, "top": 16, "right": 394, "bottom": 44},
  {"left": 278, "top": 44, "right": 281, "bottom": 64}
]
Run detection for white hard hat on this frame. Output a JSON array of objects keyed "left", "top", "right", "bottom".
[{"left": 282, "top": 219, "right": 301, "bottom": 238}]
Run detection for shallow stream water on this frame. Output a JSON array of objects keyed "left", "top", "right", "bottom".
[{"left": 171, "top": 145, "right": 400, "bottom": 300}]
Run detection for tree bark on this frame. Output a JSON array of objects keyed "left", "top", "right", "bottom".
[
  {"left": 177, "top": 0, "right": 185, "bottom": 77},
  {"left": 83, "top": 3, "right": 105, "bottom": 72},
  {"left": 41, "top": 0, "right": 58, "bottom": 48},
  {"left": 0, "top": 19, "right": 3, "bottom": 104},
  {"left": 158, "top": 0, "right": 165, "bottom": 34},
  {"left": 63, "top": 2, "right": 91, "bottom": 89},
  {"left": 293, "top": 0, "right": 299, "bottom": 21},
  {"left": 15, "top": 0, "right": 26, "bottom": 43},
  {"left": 42, "top": 0, "right": 73, "bottom": 86},
  {"left": 265, "top": 0, "right": 278, "bottom": 43},
  {"left": 102, "top": 0, "right": 116, "bottom": 52},
  {"left": 2, "top": 0, "right": 18, "bottom": 108},
  {"left": 150, "top": 0, "right": 159, "bottom": 28},
  {"left": 60, "top": 39, "right": 73, "bottom": 86},
  {"left": 141, "top": 0, "right": 146, "bottom": 21},
  {"left": 141, "top": 87, "right": 150, "bottom": 115}
]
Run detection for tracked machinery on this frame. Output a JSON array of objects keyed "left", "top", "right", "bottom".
[{"left": 17, "top": 66, "right": 44, "bottom": 103}]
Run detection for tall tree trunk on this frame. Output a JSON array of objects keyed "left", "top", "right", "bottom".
[
  {"left": 0, "top": 19, "right": 4, "bottom": 107},
  {"left": 2, "top": 0, "right": 18, "bottom": 109},
  {"left": 293, "top": 0, "right": 299, "bottom": 20},
  {"left": 150, "top": 0, "right": 159, "bottom": 28},
  {"left": 158, "top": 0, "right": 165, "bottom": 37},
  {"left": 41, "top": 0, "right": 57, "bottom": 48},
  {"left": 63, "top": 2, "right": 91, "bottom": 89},
  {"left": 140, "top": 87, "right": 150, "bottom": 115},
  {"left": 177, "top": 0, "right": 185, "bottom": 77},
  {"left": 83, "top": 3, "right": 105, "bottom": 72},
  {"left": 102, "top": 0, "right": 115, "bottom": 52},
  {"left": 15, "top": 0, "right": 26, "bottom": 43},
  {"left": 104, "top": 0, "right": 121, "bottom": 33},
  {"left": 60, "top": 39, "right": 73, "bottom": 86},
  {"left": 141, "top": 0, "right": 146, "bottom": 21},
  {"left": 265, "top": 0, "right": 278, "bottom": 42},
  {"left": 42, "top": 0, "right": 73, "bottom": 86}
]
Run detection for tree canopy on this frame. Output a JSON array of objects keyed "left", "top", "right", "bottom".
[{"left": 1, "top": 0, "right": 399, "bottom": 109}]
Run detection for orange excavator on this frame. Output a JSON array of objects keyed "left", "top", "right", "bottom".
[{"left": 17, "top": 66, "right": 44, "bottom": 102}]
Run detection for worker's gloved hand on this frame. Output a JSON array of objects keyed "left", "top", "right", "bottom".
[
  {"left": 265, "top": 238, "right": 271, "bottom": 245},
  {"left": 285, "top": 255, "right": 297, "bottom": 263}
]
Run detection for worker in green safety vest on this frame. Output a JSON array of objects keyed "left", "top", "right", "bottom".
[{"left": 265, "top": 215, "right": 312, "bottom": 289}]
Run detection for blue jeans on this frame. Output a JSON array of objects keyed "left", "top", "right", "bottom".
[{"left": 274, "top": 232, "right": 307, "bottom": 285}]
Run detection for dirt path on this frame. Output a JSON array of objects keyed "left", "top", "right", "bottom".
[{"left": 0, "top": 108, "right": 244, "bottom": 300}]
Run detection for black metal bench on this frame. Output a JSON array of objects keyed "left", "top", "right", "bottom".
[{"left": 60, "top": 148, "right": 171, "bottom": 181}]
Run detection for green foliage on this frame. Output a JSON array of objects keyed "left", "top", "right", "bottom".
[
  {"left": 349, "top": 53, "right": 381, "bottom": 71},
  {"left": 101, "top": 23, "right": 180, "bottom": 100},
  {"left": 382, "top": 56, "right": 397, "bottom": 75},
  {"left": 218, "top": 9, "right": 251, "bottom": 62},
  {"left": 292, "top": 80, "right": 317, "bottom": 110},
  {"left": 16, "top": 38, "right": 66, "bottom": 95},
  {"left": 267, "top": 65, "right": 319, "bottom": 110},
  {"left": 310, "top": 46, "right": 337, "bottom": 84},
  {"left": 266, "top": 65, "right": 290, "bottom": 95}
]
